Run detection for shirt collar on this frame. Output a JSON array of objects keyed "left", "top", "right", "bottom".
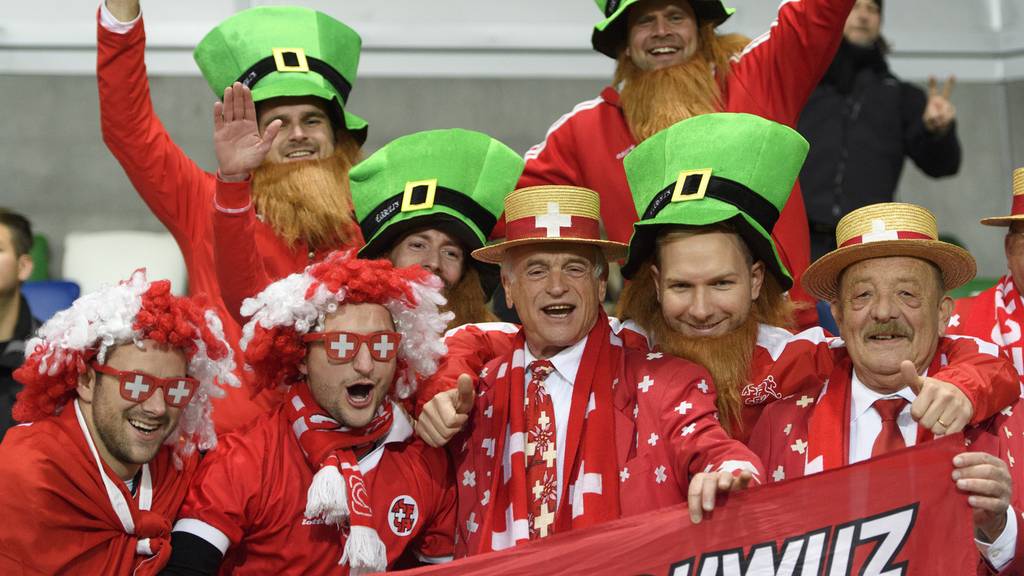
[
  {"left": 850, "top": 368, "right": 920, "bottom": 423},
  {"left": 523, "top": 335, "right": 588, "bottom": 385}
]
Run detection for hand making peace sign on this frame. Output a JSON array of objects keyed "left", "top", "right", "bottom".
[{"left": 923, "top": 75, "right": 957, "bottom": 136}]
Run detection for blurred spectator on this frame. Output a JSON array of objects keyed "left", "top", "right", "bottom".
[
  {"left": 948, "top": 168, "right": 1024, "bottom": 376},
  {"left": 0, "top": 208, "right": 39, "bottom": 439},
  {"left": 799, "top": 0, "right": 961, "bottom": 260}
]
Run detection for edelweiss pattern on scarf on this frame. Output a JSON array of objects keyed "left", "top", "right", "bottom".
[
  {"left": 285, "top": 382, "right": 393, "bottom": 575},
  {"left": 457, "top": 314, "right": 623, "bottom": 554}
]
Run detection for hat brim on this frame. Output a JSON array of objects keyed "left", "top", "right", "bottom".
[
  {"left": 472, "top": 238, "right": 628, "bottom": 265},
  {"left": 620, "top": 205, "right": 792, "bottom": 289},
  {"left": 358, "top": 214, "right": 500, "bottom": 298},
  {"left": 591, "top": 0, "right": 735, "bottom": 59},
  {"left": 801, "top": 240, "right": 976, "bottom": 302},
  {"left": 980, "top": 215, "right": 1024, "bottom": 227}
]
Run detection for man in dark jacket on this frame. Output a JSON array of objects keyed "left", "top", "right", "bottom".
[
  {"left": 798, "top": 0, "right": 960, "bottom": 260},
  {"left": 0, "top": 208, "right": 40, "bottom": 439}
]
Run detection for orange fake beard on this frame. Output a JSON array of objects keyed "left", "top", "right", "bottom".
[
  {"left": 442, "top": 265, "right": 498, "bottom": 329},
  {"left": 251, "top": 140, "right": 361, "bottom": 251},
  {"left": 616, "top": 26, "right": 750, "bottom": 143},
  {"left": 616, "top": 261, "right": 792, "bottom": 435}
]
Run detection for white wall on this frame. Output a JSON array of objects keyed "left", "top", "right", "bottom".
[{"left": 2, "top": 0, "right": 1023, "bottom": 80}]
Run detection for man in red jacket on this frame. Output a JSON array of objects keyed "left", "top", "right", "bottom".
[
  {"left": 0, "top": 270, "right": 236, "bottom": 575},
  {"left": 515, "top": 0, "right": 856, "bottom": 327},
  {"left": 98, "top": 0, "right": 367, "bottom": 431},
  {"left": 167, "top": 253, "right": 455, "bottom": 575},
  {"left": 751, "top": 202, "right": 1024, "bottom": 573}
]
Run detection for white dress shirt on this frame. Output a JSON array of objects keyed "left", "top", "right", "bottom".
[
  {"left": 522, "top": 336, "right": 587, "bottom": 507},
  {"left": 849, "top": 370, "right": 1016, "bottom": 569}
]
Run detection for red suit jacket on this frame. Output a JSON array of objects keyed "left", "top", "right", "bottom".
[{"left": 749, "top": 344, "right": 1024, "bottom": 575}]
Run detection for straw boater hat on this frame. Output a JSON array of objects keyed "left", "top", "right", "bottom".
[
  {"left": 802, "top": 203, "right": 977, "bottom": 302},
  {"left": 12, "top": 270, "right": 238, "bottom": 461},
  {"left": 194, "top": 6, "right": 368, "bottom": 143},
  {"left": 471, "top": 186, "right": 628, "bottom": 264},
  {"left": 979, "top": 167, "right": 1024, "bottom": 227},
  {"left": 621, "top": 113, "right": 807, "bottom": 288},
  {"left": 350, "top": 129, "right": 524, "bottom": 297},
  {"left": 591, "top": 0, "right": 735, "bottom": 59}
]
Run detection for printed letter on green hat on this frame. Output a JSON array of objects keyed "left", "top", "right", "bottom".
[
  {"left": 194, "top": 6, "right": 368, "bottom": 143},
  {"left": 591, "top": 0, "right": 735, "bottom": 59},
  {"left": 621, "top": 113, "right": 809, "bottom": 289},
  {"left": 350, "top": 129, "right": 524, "bottom": 297}
]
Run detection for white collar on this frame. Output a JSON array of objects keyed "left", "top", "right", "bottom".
[
  {"left": 850, "top": 368, "right": 920, "bottom": 423},
  {"left": 358, "top": 400, "right": 413, "bottom": 473},
  {"left": 523, "top": 335, "right": 588, "bottom": 385}
]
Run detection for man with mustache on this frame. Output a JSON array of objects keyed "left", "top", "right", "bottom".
[
  {"left": 513, "top": 0, "right": 857, "bottom": 326},
  {"left": 165, "top": 253, "right": 456, "bottom": 575},
  {"left": 424, "top": 185, "right": 762, "bottom": 557},
  {"left": 214, "top": 128, "right": 523, "bottom": 329},
  {"left": 99, "top": 1, "right": 366, "bottom": 431},
  {"left": 420, "top": 114, "right": 1017, "bottom": 449},
  {"left": 948, "top": 168, "right": 1024, "bottom": 376},
  {"left": 0, "top": 270, "right": 237, "bottom": 574},
  {"left": 750, "top": 203, "right": 1024, "bottom": 573}
]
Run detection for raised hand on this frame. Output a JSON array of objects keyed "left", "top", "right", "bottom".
[
  {"left": 902, "top": 360, "right": 972, "bottom": 435},
  {"left": 213, "top": 82, "right": 282, "bottom": 182},
  {"left": 686, "top": 469, "right": 754, "bottom": 524},
  {"left": 923, "top": 75, "right": 957, "bottom": 136},
  {"left": 416, "top": 373, "right": 475, "bottom": 447}
]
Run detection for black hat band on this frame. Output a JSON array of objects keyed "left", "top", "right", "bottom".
[
  {"left": 360, "top": 185, "right": 497, "bottom": 244},
  {"left": 236, "top": 52, "right": 352, "bottom": 104},
  {"left": 641, "top": 174, "right": 780, "bottom": 233}
]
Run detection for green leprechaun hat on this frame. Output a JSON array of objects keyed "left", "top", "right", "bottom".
[
  {"left": 591, "top": 0, "right": 735, "bottom": 59},
  {"left": 194, "top": 6, "right": 368, "bottom": 144},
  {"left": 350, "top": 129, "right": 524, "bottom": 297},
  {"left": 621, "top": 113, "right": 808, "bottom": 289}
]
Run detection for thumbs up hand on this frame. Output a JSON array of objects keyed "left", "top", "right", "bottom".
[
  {"left": 416, "top": 374, "right": 476, "bottom": 447},
  {"left": 903, "top": 360, "right": 972, "bottom": 435}
]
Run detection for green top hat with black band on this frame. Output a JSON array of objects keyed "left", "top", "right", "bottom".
[
  {"left": 591, "top": 0, "right": 735, "bottom": 59},
  {"left": 621, "top": 113, "right": 808, "bottom": 289},
  {"left": 350, "top": 129, "right": 524, "bottom": 297},
  {"left": 194, "top": 6, "right": 368, "bottom": 144}
]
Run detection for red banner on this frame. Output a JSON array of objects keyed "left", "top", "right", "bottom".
[{"left": 406, "top": 435, "right": 977, "bottom": 575}]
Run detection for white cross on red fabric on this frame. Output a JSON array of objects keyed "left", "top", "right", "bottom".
[{"left": 535, "top": 202, "right": 572, "bottom": 237}]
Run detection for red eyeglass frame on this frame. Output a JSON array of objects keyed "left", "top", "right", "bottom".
[
  {"left": 90, "top": 362, "right": 198, "bottom": 408},
  {"left": 302, "top": 330, "right": 403, "bottom": 363}
]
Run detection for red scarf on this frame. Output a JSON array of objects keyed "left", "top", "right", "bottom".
[
  {"left": 0, "top": 401, "right": 195, "bottom": 575},
  {"left": 955, "top": 274, "right": 1024, "bottom": 373},
  {"left": 285, "top": 382, "right": 394, "bottom": 575},
  {"left": 470, "top": 314, "right": 623, "bottom": 552},
  {"left": 805, "top": 352, "right": 934, "bottom": 474}
]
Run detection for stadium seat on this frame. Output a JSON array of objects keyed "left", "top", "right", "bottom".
[{"left": 22, "top": 280, "right": 80, "bottom": 322}]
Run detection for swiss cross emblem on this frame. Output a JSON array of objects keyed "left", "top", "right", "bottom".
[
  {"left": 740, "top": 375, "right": 782, "bottom": 406},
  {"left": 387, "top": 495, "right": 419, "bottom": 537}
]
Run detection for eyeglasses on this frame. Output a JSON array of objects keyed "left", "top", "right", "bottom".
[
  {"left": 90, "top": 362, "right": 198, "bottom": 408},
  {"left": 302, "top": 331, "right": 403, "bottom": 363}
]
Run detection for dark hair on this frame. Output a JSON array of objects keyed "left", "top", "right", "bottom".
[{"left": 0, "top": 208, "right": 33, "bottom": 256}]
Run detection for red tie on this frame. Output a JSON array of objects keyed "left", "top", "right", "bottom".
[
  {"left": 871, "top": 398, "right": 908, "bottom": 457},
  {"left": 526, "top": 360, "right": 557, "bottom": 539}
]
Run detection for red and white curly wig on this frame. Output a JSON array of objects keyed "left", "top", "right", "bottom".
[
  {"left": 12, "top": 270, "right": 238, "bottom": 459},
  {"left": 240, "top": 250, "right": 453, "bottom": 400}
]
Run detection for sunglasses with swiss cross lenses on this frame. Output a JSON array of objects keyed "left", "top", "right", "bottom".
[
  {"left": 302, "top": 331, "right": 403, "bottom": 363},
  {"left": 90, "top": 362, "right": 199, "bottom": 408}
]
